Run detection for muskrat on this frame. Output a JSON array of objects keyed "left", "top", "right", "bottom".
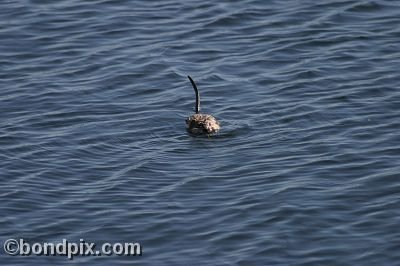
[{"left": 186, "top": 75, "right": 220, "bottom": 135}]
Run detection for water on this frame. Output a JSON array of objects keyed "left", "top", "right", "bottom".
[{"left": 1, "top": 0, "right": 400, "bottom": 265}]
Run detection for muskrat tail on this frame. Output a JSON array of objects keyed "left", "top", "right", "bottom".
[{"left": 188, "top": 75, "right": 200, "bottom": 114}]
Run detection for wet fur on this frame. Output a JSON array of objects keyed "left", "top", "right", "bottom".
[{"left": 186, "top": 113, "right": 220, "bottom": 135}]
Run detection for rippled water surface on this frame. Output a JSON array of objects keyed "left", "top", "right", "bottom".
[{"left": 1, "top": 0, "right": 400, "bottom": 265}]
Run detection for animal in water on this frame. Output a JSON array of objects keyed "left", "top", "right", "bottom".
[{"left": 186, "top": 75, "right": 220, "bottom": 135}]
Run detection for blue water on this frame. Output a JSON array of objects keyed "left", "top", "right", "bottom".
[{"left": 1, "top": 0, "right": 400, "bottom": 265}]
